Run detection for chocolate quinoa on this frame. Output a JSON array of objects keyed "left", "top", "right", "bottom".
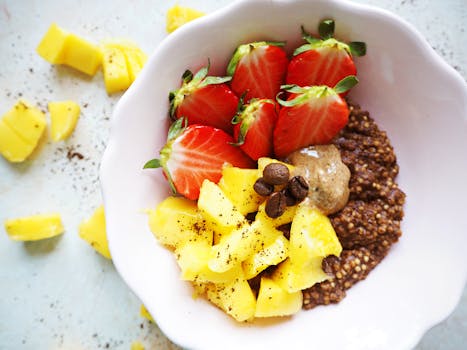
[{"left": 301, "top": 102, "right": 406, "bottom": 309}]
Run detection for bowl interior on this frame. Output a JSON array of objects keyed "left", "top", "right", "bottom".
[{"left": 101, "top": 0, "right": 467, "bottom": 349}]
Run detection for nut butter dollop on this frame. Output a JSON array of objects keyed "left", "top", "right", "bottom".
[{"left": 286, "top": 145, "right": 350, "bottom": 215}]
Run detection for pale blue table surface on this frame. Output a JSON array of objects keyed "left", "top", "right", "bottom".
[{"left": 0, "top": 0, "right": 465, "bottom": 349}]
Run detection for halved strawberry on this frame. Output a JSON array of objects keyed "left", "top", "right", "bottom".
[
  {"left": 170, "top": 63, "right": 239, "bottom": 133},
  {"left": 227, "top": 41, "right": 288, "bottom": 102},
  {"left": 144, "top": 119, "right": 254, "bottom": 200},
  {"left": 286, "top": 19, "right": 366, "bottom": 92},
  {"left": 232, "top": 99, "right": 278, "bottom": 160},
  {"left": 273, "top": 76, "right": 358, "bottom": 158}
]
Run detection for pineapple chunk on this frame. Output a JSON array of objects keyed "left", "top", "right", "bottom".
[
  {"left": 198, "top": 180, "right": 247, "bottom": 234},
  {"left": 289, "top": 204, "right": 342, "bottom": 265},
  {"left": 243, "top": 234, "right": 289, "bottom": 279},
  {"left": 4, "top": 213, "right": 64, "bottom": 241},
  {"left": 255, "top": 277, "right": 303, "bottom": 318},
  {"left": 48, "top": 101, "right": 80, "bottom": 141},
  {"left": 36, "top": 23, "right": 68, "bottom": 64},
  {"left": 37, "top": 24, "right": 102, "bottom": 76},
  {"left": 218, "top": 166, "right": 264, "bottom": 215},
  {"left": 255, "top": 201, "right": 297, "bottom": 228},
  {"left": 64, "top": 34, "right": 102, "bottom": 76},
  {"left": 272, "top": 204, "right": 342, "bottom": 292},
  {"left": 272, "top": 257, "right": 328, "bottom": 293},
  {"left": 148, "top": 196, "right": 212, "bottom": 249},
  {"left": 140, "top": 304, "right": 154, "bottom": 322},
  {"left": 0, "top": 100, "right": 46, "bottom": 162},
  {"left": 79, "top": 206, "right": 111, "bottom": 259},
  {"left": 206, "top": 274, "right": 256, "bottom": 322},
  {"left": 102, "top": 44, "right": 131, "bottom": 94},
  {"left": 166, "top": 5, "right": 205, "bottom": 33},
  {"left": 176, "top": 241, "right": 242, "bottom": 283},
  {"left": 208, "top": 224, "right": 251, "bottom": 273}
]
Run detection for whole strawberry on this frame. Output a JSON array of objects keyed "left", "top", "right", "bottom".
[
  {"left": 169, "top": 63, "right": 239, "bottom": 133},
  {"left": 227, "top": 41, "right": 288, "bottom": 102},
  {"left": 232, "top": 99, "right": 278, "bottom": 160},
  {"left": 273, "top": 76, "right": 358, "bottom": 158},
  {"left": 144, "top": 119, "right": 254, "bottom": 200},
  {"left": 286, "top": 19, "right": 366, "bottom": 92}
]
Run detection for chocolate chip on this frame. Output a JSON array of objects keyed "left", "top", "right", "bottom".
[
  {"left": 263, "top": 163, "right": 290, "bottom": 185},
  {"left": 265, "top": 191, "right": 287, "bottom": 218},
  {"left": 253, "top": 178, "right": 274, "bottom": 196},
  {"left": 288, "top": 176, "right": 309, "bottom": 201}
]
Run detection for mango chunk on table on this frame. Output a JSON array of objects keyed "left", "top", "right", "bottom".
[
  {"left": 4, "top": 214, "right": 64, "bottom": 241},
  {"left": 130, "top": 342, "right": 145, "bottom": 350},
  {"left": 0, "top": 100, "right": 46, "bottom": 162},
  {"left": 166, "top": 5, "right": 205, "bottom": 33},
  {"left": 48, "top": 101, "right": 80, "bottom": 141},
  {"left": 79, "top": 205, "right": 111, "bottom": 259},
  {"left": 139, "top": 304, "right": 154, "bottom": 322},
  {"left": 37, "top": 23, "right": 102, "bottom": 76},
  {"left": 101, "top": 41, "right": 147, "bottom": 94}
]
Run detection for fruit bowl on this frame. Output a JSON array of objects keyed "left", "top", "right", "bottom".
[{"left": 100, "top": 0, "right": 467, "bottom": 349}]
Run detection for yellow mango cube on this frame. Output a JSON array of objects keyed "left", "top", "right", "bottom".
[
  {"left": 242, "top": 234, "right": 289, "bottom": 279},
  {"left": 131, "top": 342, "right": 145, "bottom": 350},
  {"left": 0, "top": 120, "right": 34, "bottom": 163},
  {"left": 36, "top": 23, "right": 68, "bottom": 64},
  {"left": 63, "top": 34, "right": 102, "bottom": 76},
  {"left": 125, "top": 49, "right": 147, "bottom": 82},
  {"left": 2, "top": 100, "right": 46, "bottom": 145},
  {"left": 255, "top": 277, "right": 303, "bottom": 318},
  {"left": 102, "top": 45, "right": 131, "bottom": 94},
  {"left": 37, "top": 24, "right": 102, "bottom": 76},
  {"left": 79, "top": 206, "right": 111, "bottom": 259},
  {"left": 206, "top": 274, "right": 256, "bottom": 322},
  {"left": 4, "top": 213, "right": 64, "bottom": 241},
  {"left": 101, "top": 40, "right": 147, "bottom": 84},
  {"left": 218, "top": 166, "right": 264, "bottom": 215},
  {"left": 166, "top": 5, "right": 205, "bottom": 33},
  {"left": 148, "top": 196, "right": 212, "bottom": 249},
  {"left": 140, "top": 304, "right": 154, "bottom": 322},
  {"left": 0, "top": 100, "right": 46, "bottom": 162},
  {"left": 48, "top": 101, "right": 80, "bottom": 141}
]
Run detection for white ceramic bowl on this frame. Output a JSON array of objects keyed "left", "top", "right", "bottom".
[{"left": 100, "top": 0, "right": 467, "bottom": 349}]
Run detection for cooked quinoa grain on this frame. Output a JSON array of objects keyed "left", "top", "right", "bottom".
[{"left": 302, "top": 103, "right": 406, "bottom": 310}]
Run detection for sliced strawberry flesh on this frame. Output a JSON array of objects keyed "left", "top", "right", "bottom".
[
  {"left": 164, "top": 125, "right": 254, "bottom": 199},
  {"left": 176, "top": 84, "right": 238, "bottom": 133},
  {"left": 274, "top": 91, "right": 348, "bottom": 158},
  {"left": 286, "top": 46, "right": 356, "bottom": 90},
  {"left": 234, "top": 100, "right": 277, "bottom": 160},
  {"left": 231, "top": 45, "right": 288, "bottom": 102}
]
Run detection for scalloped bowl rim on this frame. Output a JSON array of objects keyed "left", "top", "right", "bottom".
[{"left": 101, "top": 0, "right": 467, "bottom": 349}]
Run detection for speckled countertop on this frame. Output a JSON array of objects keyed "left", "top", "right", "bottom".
[{"left": 0, "top": 0, "right": 465, "bottom": 349}]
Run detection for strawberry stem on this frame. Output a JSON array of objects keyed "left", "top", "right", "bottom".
[
  {"left": 318, "top": 19, "right": 335, "bottom": 39},
  {"left": 348, "top": 41, "right": 367, "bottom": 57},
  {"left": 143, "top": 158, "right": 161, "bottom": 169},
  {"left": 334, "top": 75, "right": 359, "bottom": 94}
]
